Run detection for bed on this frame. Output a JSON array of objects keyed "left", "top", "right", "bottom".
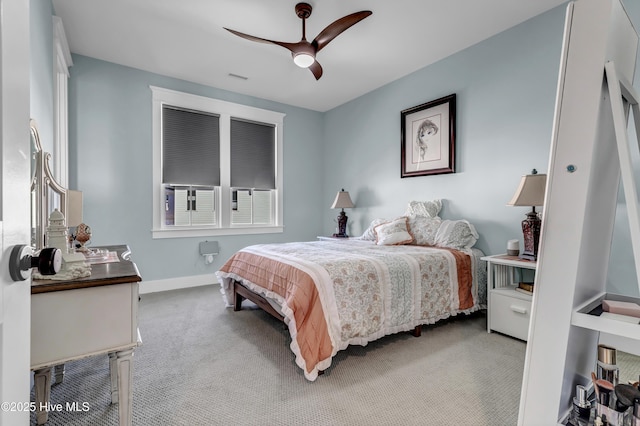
[{"left": 216, "top": 212, "right": 487, "bottom": 381}]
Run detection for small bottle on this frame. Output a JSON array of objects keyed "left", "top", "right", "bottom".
[
  {"left": 572, "top": 385, "right": 592, "bottom": 425},
  {"left": 597, "top": 386, "right": 613, "bottom": 422},
  {"left": 597, "top": 344, "right": 620, "bottom": 386}
]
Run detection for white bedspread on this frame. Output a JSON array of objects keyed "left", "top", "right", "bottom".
[{"left": 217, "top": 239, "right": 486, "bottom": 380}]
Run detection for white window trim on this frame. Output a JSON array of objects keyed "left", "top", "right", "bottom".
[
  {"left": 150, "top": 86, "right": 285, "bottom": 239},
  {"left": 53, "top": 16, "right": 73, "bottom": 188}
]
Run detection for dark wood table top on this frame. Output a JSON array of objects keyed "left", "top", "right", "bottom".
[{"left": 31, "top": 244, "right": 142, "bottom": 294}]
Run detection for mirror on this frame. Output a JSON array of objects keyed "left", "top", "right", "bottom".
[{"left": 30, "top": 119, "right": 67, "bottom": 249}]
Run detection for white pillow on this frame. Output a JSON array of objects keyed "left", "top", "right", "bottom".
[
  {"left": 405, "top": 199, "right": 442, "bottom": 218},
  {"left": 434, "top": 219, "right": 479, "bottom": 250},
  {"left": 360, "top": 218, "right": 388, "bottom": 241},
  {"left": 408, "top": 216, "right": 442, "bottom": 246},
  {"left": 374, "top": 217, "right": 414, "bottom": 246}
]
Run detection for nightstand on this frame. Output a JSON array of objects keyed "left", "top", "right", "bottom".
[
  {"left": 316, "top": 236, "right": 353, "bottom": 241},
  {"left": 481, "top": 254, "right": 537, "bottom": 341}
]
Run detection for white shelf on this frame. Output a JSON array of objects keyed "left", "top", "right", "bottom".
[
  {"left": 571, "top": 292, "right": 640, "bottom": 341},
  {"left": 480, "top": 254, "right": 537, "bottom": 270},
  {"left": 492, "top": 285, "right": 532, "bottom": 301}
]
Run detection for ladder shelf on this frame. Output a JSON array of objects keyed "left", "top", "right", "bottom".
[
  {"left": 518, "top": 0, "right": 640, "bottom": 424},
  {"left": 571, "top": 292, "right": 640, "bottom": 344}
]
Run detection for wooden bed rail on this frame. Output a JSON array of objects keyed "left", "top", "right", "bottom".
[{"left": 233, "top": 280, "right": 285, "bottom": 323}]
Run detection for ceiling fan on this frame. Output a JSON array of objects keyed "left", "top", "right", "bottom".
[{"left": 224, "top": 3, "right": 372, "bottom": 80}]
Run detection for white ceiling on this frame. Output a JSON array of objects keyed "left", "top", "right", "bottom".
[{"left": 51, "top": 0, "right": 567, "bottom": 112}]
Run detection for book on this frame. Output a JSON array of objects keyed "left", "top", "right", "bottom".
[
  {"left": 518, "top": 282, "right": 534, "bottom": 292},
  {"left": 602, "top": 299, "right": 640, "bottom": 318},
  {"left": 515, "top": 287, "right": 533, "bottom": 296},
  {"left": 599, "top": 312, "right": 640, "bottom": 324}
]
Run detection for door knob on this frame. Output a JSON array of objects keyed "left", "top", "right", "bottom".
[{"left": 9, "top": 245, "right": 61, "bottom": 281}]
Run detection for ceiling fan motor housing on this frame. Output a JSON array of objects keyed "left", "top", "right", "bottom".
[{"left": 295, "top": 3, "right": 313, "bottom": 19}]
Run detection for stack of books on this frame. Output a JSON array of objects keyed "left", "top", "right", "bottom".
[{"left": 515, "top": 282, "right": 534, "bottom": 295}]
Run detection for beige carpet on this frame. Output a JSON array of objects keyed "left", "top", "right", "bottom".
[{"left": 31, "top": 285, "right": 527, "bottom": 425}]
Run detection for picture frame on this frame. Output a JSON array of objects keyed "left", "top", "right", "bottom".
[{"left": 401, "top": 94, "right": 456, "bottom": 178}]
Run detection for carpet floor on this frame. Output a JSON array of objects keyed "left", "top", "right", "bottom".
[{"left": 31, "top": 285, "right": 529, "bottom": 425}]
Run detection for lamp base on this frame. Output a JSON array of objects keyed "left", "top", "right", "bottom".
[
  {"left": 334, "top": 210, "right": 349, "bottom": 238},
  {"left": 520, "top": 210, "right": 541, "bottom": 261}
]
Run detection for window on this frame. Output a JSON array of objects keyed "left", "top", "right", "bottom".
[
  {"left": 231, "top": 189, "right": 273, "bottom": 225},
  {"left": 151, "top": 87, "right": 285, "bottom": 238},
  {"left": 53, "top": 16, "right": 73, "bottom": 187}
]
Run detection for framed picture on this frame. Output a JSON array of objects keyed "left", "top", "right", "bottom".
[{"left": 401, "top": 94, "right": 456, "bottom": 178}]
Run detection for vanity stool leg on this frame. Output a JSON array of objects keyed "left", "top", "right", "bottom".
[{"left": 33, "top": 367, "right": 52, "bottom": 425}]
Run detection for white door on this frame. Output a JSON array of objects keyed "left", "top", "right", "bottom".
[{"left": 0, "top": 0, "right": 32, "bottom": 425}]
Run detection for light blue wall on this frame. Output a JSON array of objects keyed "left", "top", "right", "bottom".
[
  {"left": 64, "top": 1, "right": 640, "bottom": 296},
  {"left": 321, "top": 1, "right": 640, "bottom": 298},
  {"left": 68, "top": 56, "right": 325, "bottom": 282},
  {"left": 30, "top": 0, "right": 54, "bottom": 149},
  {"left": 323, "top": 7, "right": 564, "bottom": 257}
]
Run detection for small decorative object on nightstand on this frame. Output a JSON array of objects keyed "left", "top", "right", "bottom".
[
  {"left": 507, "top": 169, "right": 546, "bottom": 261},
  {"left": 331, "top": 189, "right": 355, "bottom": 238},
  {"left": 482, "top": 254, "right": 537, "bottom": 341},
  {"left": 74, "top": 223, "right": 92, "bottom": 251},
  {"left": 507, "top": 239, "right": 519, "bottom": 256}
]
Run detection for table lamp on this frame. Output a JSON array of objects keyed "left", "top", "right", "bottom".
[
  {"left": 507, "top": 169, "right": 546, "bottom": 260},
  {"left": 67, "top": 190, "right": 83, "bottom": 228},
  {"left": 331, "top": 189, "right": 354, "bottom": 237}
]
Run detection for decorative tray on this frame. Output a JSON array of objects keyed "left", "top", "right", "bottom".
[{"left": 81, "top": 248, "right": 110, "bottom": 262}]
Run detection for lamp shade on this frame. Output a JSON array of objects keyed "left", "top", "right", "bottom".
[
  {"left": 66, "top": 190, "right": 83, "bottom": 227},
  {"left": 508, "top": 173, "right": 546, "bottom": 207},
  {"left": 331, "top": 189, "right": 354, "bottom": 209}
]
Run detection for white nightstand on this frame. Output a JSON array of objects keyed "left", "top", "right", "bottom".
[
  {"left": 316, "top": 236, "right": 354, "bottom": 241},
  {"left": 481, "top": 254, "right": 537, "bottom": 341}
]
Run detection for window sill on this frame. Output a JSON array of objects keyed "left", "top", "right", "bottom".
[{"left": 151, "top": 225, "right": 284, "bottom": 239}]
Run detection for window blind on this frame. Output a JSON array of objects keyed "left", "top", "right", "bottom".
[
  {"left": 162, "top": 105, "right": 220, "bottom": 186},
  {"left": 230, "top": 118, "right": 275, "bottom": 189}
]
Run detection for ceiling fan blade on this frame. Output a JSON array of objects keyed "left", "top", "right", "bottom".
[
  {"left": 312, "top": 11, "right": 372, "bottom": 52},
  {"left": 224, "top": 28, "right": 298, "bottom": 53},
  {"left": 309, "top": 61, "right": 323, "bottom": 80}
]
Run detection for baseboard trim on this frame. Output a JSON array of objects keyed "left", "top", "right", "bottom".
[{"left": 139, "top": 274, "right": 218, "bottom": 294}]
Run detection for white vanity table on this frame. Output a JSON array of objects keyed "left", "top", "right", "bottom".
[
  {"left": 31, "top": 245, "right": 142, "bottom": 425},
  {"left": 27, "top": 121, "right": 142, "bottom": 424}
]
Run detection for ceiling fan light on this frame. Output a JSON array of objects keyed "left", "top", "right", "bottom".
[{"left": 293, "top": 53, "right": 315, "bottom": 68}]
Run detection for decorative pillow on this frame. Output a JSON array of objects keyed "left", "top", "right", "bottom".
[
  {"left": 405, "top": 199, "right": 442, "bottom": 218},
  {"left": 374, "top": 217, "right": 414, "bottom": 246},
  {"left": 408, "top": 216, "right": 442, "bottom": 246},
  {"left": 434, "top": 219, "right": 479, "bottom": 250},
  {"left": 360, "top": 218, "right": 388, "bottom": 241}
]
